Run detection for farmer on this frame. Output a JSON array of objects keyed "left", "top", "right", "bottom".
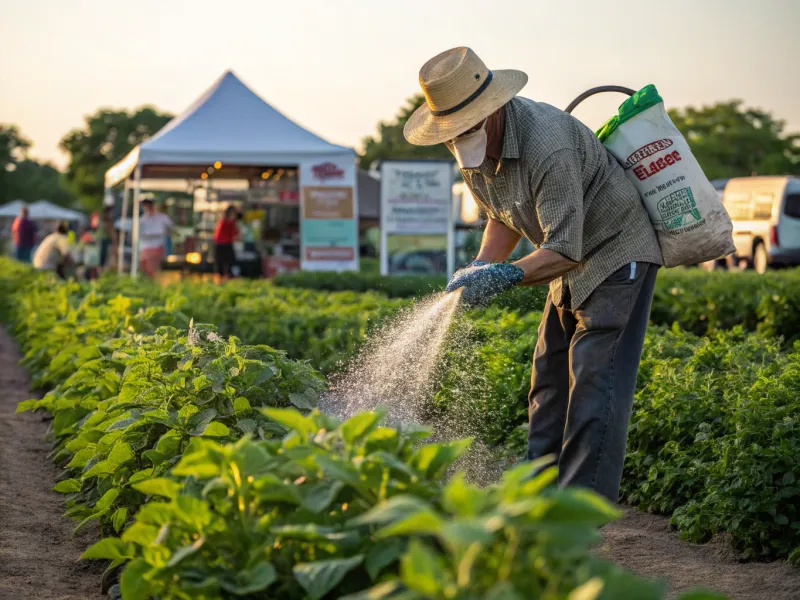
[{"left": 404, "top": 47, "right": 663, "bottom": 503}]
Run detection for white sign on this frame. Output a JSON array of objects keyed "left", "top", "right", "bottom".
[
  {"left": 379, "top": 160, "right": 455, "bottom": 277},
  {"left": 381, "top": 161, "right": 453, "bottom": 234}
]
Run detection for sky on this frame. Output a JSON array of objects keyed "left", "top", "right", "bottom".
[{"left": 1, "top": 0, "right": 798, "bottom": 170}]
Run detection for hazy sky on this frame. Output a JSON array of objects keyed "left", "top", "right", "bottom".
[{"left": 1, "top": 0, "right": 798, "bottom": 169}]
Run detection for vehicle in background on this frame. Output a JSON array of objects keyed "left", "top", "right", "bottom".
[{"left": 722, "top": 176, "right": 800, "bottom": 273}]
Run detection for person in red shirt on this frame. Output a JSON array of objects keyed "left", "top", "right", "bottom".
[
  {"left": 212, "top": 206, "right": 239, "bottom": 283},
  {"left": 11, "top": 206, "right": 38, "bottom": 262}
]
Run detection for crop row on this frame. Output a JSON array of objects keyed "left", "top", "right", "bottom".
[
  {"left": 0, "top": 260, "right": 713, "bottom": 600},
  {"left": 275, "top": 267, "right": 800, "bottom": 342}
]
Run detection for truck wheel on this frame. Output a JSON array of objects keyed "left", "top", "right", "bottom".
[{"left": 753, "top": 242, "right": 769, "bottom": 274}]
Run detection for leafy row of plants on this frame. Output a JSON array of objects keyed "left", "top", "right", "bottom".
[
  {"left": 0, "top": 261, "right": 718, "bottom": 599},
  {"left": 270, "top": 264, "right": 800, "bottom": 342},
  {"left": 435, "top": 311, "right": 800, "bottom": 562}
]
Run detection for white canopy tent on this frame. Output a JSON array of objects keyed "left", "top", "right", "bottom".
[
  {"left": 0, "top": 200, "right": 86, "bottom": 222},
  {"left": 104, "top": 70, "right": 358, "bottom": 276}
]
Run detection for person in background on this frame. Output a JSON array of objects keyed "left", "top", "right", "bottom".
[
  {"left": 96, "top": 207, "right": 114, "bottom": 269},
  {"left": 213, "top": 205, "right": 239, "bottom": 283},
  {"left": 237, "top": 212, "right": 255, "bottom": 245},
  {"left": 32, "top": 221, "right": 73, "bottom": 279},
  {"left": 139, "top": 199, "right": 173, "bottom": 278},
  {"left": 11, "top": 206, "right": 37, "bottom": 262}
]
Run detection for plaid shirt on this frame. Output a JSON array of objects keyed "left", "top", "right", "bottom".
[{"left": 462, "top": 97, "right": 662, "bottom": 309}]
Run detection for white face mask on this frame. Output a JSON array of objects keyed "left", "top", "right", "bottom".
[{"left": 446, "top": 121, "right": 487, "bottom": 169}]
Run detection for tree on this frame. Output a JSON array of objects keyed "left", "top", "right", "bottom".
[
  {"left": 0, "top": 124, "right": 32, "bottom": 203},
  {"left": 359, "top": 94, "right": 453, "bottom": 170},
  {"left": 668, "top": 101, "right": 800, "bottom": 180},
  {"left": 60, "top": 106, "right": 173, "bottom": 210},
  {"left": 6, "top": 160, "right": 76, "bottom": 206}
]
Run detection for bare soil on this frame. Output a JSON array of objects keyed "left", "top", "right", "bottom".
[
  {"left": 601, "top": 507, "right": 800, "bottom": 599},
  {"left": 0, "top": 328, "right": 104, "bottom": 600}
]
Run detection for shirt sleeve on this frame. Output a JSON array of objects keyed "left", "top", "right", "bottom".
[{"left": 532, "top": 149, "right": 585, "bottom": 262}]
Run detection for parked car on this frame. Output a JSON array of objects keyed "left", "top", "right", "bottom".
[{"left": 722, "top": 176, "right": 800, "bottom": 273}]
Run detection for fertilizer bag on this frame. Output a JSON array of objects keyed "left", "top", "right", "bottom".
[{"left": 597, "top": 85, "right": 735, "bottom": 267}]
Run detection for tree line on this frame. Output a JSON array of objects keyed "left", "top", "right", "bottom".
[{"left": 1, "top": 96, "right": 798, "bottom": 212}]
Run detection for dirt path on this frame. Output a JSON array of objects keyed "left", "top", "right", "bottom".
[
  {"left": 602, "top": 508, "right": 800, "bottom": 599},
  {"left": 0, "top": 328, "right": 104, "bottom": 600}
]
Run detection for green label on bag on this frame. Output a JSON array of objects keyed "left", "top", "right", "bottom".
[{"left": 658, "top": 187, "right": 701, "bottom": 230}]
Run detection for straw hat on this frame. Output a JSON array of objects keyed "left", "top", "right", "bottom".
[{"left": 404, "top": 47, "right": 528, "bottom": 146}]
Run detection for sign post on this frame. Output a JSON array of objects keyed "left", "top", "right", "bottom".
[{"left": 379, "top": 160, "right": 455, "bottom": 277}]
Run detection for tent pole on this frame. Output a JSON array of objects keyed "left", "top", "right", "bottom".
[
  {"left": 118, "top": 180, "right": 130, "bottom": 274},
  {"left": 131, "top": 165, "right": 142, "bottom": 278}
]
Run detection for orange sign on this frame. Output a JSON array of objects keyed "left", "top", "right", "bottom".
[{"left": 303, "top": 187, "right": 354, "bottom": 219}]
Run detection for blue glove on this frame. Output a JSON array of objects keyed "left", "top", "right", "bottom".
[{"left": 445, "top": 262, "right": 524, "bottom": 306}]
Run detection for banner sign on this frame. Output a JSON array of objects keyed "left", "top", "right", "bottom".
[
  {"left": 381, "top": 161, "right": 452, "bottom": 235},
  {"left": 299, "top": 156, "right": 358, "bottom": 271},
  {"left": 379, "top": 160, "right": 454, "bottom": 277}
]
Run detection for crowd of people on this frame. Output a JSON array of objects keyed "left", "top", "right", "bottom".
[{"left": 9, "top": 200, "right": 253, "bottom": 284}]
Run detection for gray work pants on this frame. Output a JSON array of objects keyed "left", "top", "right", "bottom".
[{"left": 526, "top": 262, "right": 659, "bottom": 503}]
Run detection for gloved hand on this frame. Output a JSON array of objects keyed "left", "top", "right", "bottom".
[{"left": 445, "top": 261, "right": 524, "bottom": 306}]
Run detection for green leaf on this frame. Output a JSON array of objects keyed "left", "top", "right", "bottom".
[
  {"left": 66, "top": 447, "right": 96, "bottom": 469},
  {"left": 128, "top": 469, "right": 155, "bottom": 484},
  {"left": 121, "top": 522, "right": 160, "bottom": 546},
  {"left": 262, "top": 407, "right": 317, "bottom": 437},
  {"left": 111, "top": 507, "right": 128, "bottom": 533},
  {"left": 442, "top": 472, "right": 485, "bottom": 517},
  {"left": 543, "top": 488, "right": 621, "bottom": 527},
  {"left": 410, "top": 438, "right": 472, "bottom": 478},
  {"left": 377, "top": 509, "right": 443, "bottom": 539},
  {"left": 289, "top": 388, "right": 318, "bottom": 411},
  {"left": 400, "top": 540, "right": 447, "bottom": 596},
  {"left": 220, "top": 561, "right": 277, "bottom": 596},
  {"left": 233, "top": 396, "right": 251, "bottom": 414},
  {"left": 365, "top": 538, "right": 405, "bottom": 580},
  {"left": 133, "top": 478, "right": 182, "bottom": 500},
  {"left": 166, "top": 536, "right": 206, "bottom": 567},
  {"left": 120, "top": 558, "right": 151, "bottom": 600},
  {"left": 107, "top": 441, "right": 135, "bottom": 468},
  {"left": 106, "top": 416, "right": 137, "bottom": 431},
  {"left": 83, "top": 459, "right": 114, "bottom": 478},
  {"left": 341, "top": 411, "right": 383, "bottom": 444},
  {"left": 188, "top": 409, "right": 218, "bottom": 435},
  {"left": 95, "top": 488, "right": 120, "bottom": 511},
  {"left": 298, "top": 480, "right": 344, "bottom": 513},
  {"left": 53, "top": 478, "right": 81, "bottom": 493},
  {"left": 81, "top": 537, "right": 134, "bottom": 560},
  {"left": 350, "top": 495, "right": 433, "bottom": 527},
  {"left": 293, "top": 556, "right": 364, "bottom": 600},
  {"left": 338, "top": 581, "right": 405, "bottom": 600},
  {"left": 201, "top": 421, "right": 231, "bottom": 437}
]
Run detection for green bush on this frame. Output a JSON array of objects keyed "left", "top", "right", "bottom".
[
  {"left": 650, "top": 268, "right": 800, "bottom": 341},
  {"left": 274, "top": 270, "right": 448, "bottom": 299}
]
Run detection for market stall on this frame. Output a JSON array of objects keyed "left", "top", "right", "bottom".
[{"left": 104, "top": 70, "right": 359, "bottom": 277}]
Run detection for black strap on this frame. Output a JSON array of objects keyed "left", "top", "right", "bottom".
[{"left": 431, "top": 71, "right": 493, "bottom": 117}]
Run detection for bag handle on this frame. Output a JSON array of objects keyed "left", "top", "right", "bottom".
[{"left": 565, "top": 86, "right": 636, "bottom": 114}]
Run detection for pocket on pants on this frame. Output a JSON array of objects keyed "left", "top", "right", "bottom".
[{"left": 604, "top": 262, "right": 639, "bottom": 285}]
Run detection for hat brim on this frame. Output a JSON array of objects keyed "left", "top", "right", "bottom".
[{"left": 404, "top": 69, "right": 528, "bottom": 146}]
